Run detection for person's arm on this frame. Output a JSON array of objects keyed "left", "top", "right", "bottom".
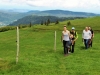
[
  {"left": 82, "top": 30, "right": 84, "bottom": 42},
  {"left": 68, "top": 31, "right": 70, "bottom": 37},
  {"left": 89, "top": 31, "right": 92, "bottom": 39},
  {"left": 74, "top": 32, "right": 78, "bottom": 41},
  {"left": 61, "top": 31, "right": 64, "bottom": 42},
  {"left": 92, "top": 31, "right": 94, "bottom": 38},
  {"left": 61, "top": 35, "right": 63, "bottom": 42}
]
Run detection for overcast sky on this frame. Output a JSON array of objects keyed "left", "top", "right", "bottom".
[{"left": 0, "top": 0, "right": 100, "bottom": 13}]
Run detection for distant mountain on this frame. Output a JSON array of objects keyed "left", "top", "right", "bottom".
[
  {"left": 0, "top": 10, "right": 40, "bottom": 25},
  {"left": 0, "top": 9, "right": 100, "bottom": 26},
  {"left": 0, "top": 9, "right": 37, "bottom": 13},
  {"left": 0, "top": 11, "right": 25, "bottom": 25},
  {"left": 9, "top": 15, "right": 84, "bottom": 26},
  {"left": 26, "top": 10, "right": 100, "bottom": 17}
]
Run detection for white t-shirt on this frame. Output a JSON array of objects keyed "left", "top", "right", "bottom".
[
  {"left": 82, "top": 30, "right": 92, "bottom": 39},
  {"left": 62, "top": 30, "right": 70, "bottom": 41}
]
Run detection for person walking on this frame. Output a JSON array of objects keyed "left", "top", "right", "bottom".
[
  {"left": 88, "top": 27, "right": 94, "bottom": 47},
  {"left": 82, "top": 27, "right": 92, "bottom": 49},
  {"left": 61, "top": 25, "right": 70, "bottom": 56},
  {"left": 70, "top": 27, "right": 78, "bottom": 53}
]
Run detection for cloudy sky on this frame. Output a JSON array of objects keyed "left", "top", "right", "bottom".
[{"left": 0, "top": 0, "right": 100, "bottom": 13}]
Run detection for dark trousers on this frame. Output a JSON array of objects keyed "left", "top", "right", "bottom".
[
  {"left": 84, "top": 39, "right": 89, "bottom": 49},
  {"left": 89, "top": 39, "right": 93, "bottom": 47},
  {"left": 63, "top": 40, "right": 69, "bottom": 54},
  {"left": 71, "top": 42, "right": 75, "bottom": 53},
  {"left": 90, "top": 40, "right": 93, "bottom": 47}
]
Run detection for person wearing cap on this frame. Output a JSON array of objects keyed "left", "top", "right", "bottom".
[
  {"left": 61, "top": 25, "right": 70, "bottom": 56},
  {"left": 70, "top": 27, "right": 78, "bottom": 53}
]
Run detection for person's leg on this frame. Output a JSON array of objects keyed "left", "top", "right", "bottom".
[
  {"left": 66, "top": 41, "right": 69, "bottom": 54},
  {"left": 63, "top": 41, "right": 71, "bottom": 55},
  {"left": 91, "top": 39, "right": 93, "bottom": 47},
  {"left": 63, "top": 40, "right": 67, "bottom": 55},
  {"left": 68, "top": 40, "right": 72, "bottom": 52},
  {"left": 86, "top": 39, "right": 89, "bottom": 49},
  {"left": 84, "top": 39, "right": 87, "bottom": 49},
  {"left": 71, "top": 42, "right": 75, "bottom": 53},
  {"left": 88, "top": 39, "right": 90, "bottom": 47}
]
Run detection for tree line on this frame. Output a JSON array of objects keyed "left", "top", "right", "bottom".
[{"left": 9, "top": 15, "right": 84, "bottom": 26}]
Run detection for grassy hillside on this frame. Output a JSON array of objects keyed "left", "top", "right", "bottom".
[
  {"left": 69, "top": 16, "right": 100, "bottom": 30},
  {"left": 0, "top": 16, "right": 100, "bottom": 75}
]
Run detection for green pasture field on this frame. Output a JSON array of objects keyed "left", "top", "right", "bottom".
[{"left": 0, "top": 16, "right": 100, "bottom": 75}]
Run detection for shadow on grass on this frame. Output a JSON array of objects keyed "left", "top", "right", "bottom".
[
  {"left": 0, "top": 60, "right": 29, "bottom": 74},
  {"left": 79, "top": 46, "right": 86, "bottom": 50},
  {"left": 0, "top": 59, "right": 8, "bottom": 71}
]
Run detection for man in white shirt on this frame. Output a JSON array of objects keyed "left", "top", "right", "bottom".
[{"left": 82, "top": 27, "right": 92, "bottom": 49}]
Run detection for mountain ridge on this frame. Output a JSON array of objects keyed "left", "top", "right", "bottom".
[
  {"left": 0, "top": 9, "right": 100, "bottom": 26},
  {"left": 10, "top": 15, "right": 79, "bottom": 25}
]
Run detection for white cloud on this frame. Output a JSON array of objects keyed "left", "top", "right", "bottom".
[
  {"left": 0, "top": 0, "right": 100, "bottom": 13},
  {"left": 25, "top": 0, "right": 100, "bottom": 8},
  {"left": 25, "top": 0, "right": 100, "bottom": 13},
  {"left": 1, "top": 0, "right": 100, "bottom": 7},
  {"left": 0, "top": 0, "right": 26, "bottom": 5}
]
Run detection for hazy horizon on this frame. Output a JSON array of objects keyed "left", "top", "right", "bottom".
[{"left": 0, "top": 0, "right": 100, "bottom": 14}]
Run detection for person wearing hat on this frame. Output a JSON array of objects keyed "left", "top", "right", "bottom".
[{"left": 70, "top": 27, "right": 78, "bottom": 53}]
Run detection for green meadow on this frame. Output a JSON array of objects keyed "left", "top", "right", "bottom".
[{"left": 0, "top": 16, "right": 100, "bottom": 75}]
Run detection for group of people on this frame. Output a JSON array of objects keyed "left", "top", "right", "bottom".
[
  {"left": 61, "top": 25, "right": 78, "bottom": 56},
  {"left": 82, "top": 26, "right": 94, "bottom": 49},
  {"left": 61, "top": 25, "right": 94, "bottom": 56}
]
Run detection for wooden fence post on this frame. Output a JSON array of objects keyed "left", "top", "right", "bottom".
[
  {"left": 54, "top": 31, "right": 56, "bottom": 51},
  {"left": 16, "top": 26, "right": 19, "bottom": 64}
]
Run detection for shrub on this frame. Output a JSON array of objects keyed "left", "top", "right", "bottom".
[{"left": 0, "top": 26, "right": 16, "bottom": 32}]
